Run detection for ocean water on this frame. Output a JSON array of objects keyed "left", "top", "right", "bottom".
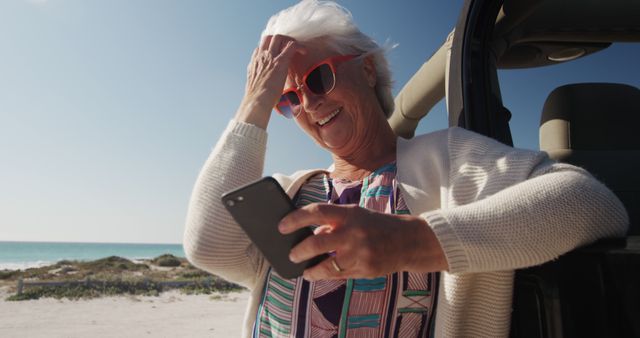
[{"left": 0, "top": 241, "right": 185, "bottom": 270}]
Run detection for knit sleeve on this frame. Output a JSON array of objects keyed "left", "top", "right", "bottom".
[
  {"left": 183, "top": 119, "right": 269, "bottom": 288},
  {"left": 422, "top": 128, "right": 629, "bottom": 274}
]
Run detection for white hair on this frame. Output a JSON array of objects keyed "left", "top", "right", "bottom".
[{"left": 261, "top": 0, "right": 395, "bottom": 117}]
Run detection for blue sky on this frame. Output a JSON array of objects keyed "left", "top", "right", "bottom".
[{"left": 1, "top": 0, "right": 637, "bottom": 244}]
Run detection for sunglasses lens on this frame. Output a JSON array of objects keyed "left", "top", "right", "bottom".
[
  {"left": 284, "top": 91, "right": 301, "bottom": 106},
  {"left": 306, "top": 64, "right": 335, "bottom": 94},
  {"left": 276, "top": 92, "right": 301, "bottom": 118}
]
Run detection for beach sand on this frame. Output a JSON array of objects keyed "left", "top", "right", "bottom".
[{"left": 0, "top": 288, "right": 248, "bottom": 337}]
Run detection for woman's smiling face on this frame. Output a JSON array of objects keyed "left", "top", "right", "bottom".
[{"left": 285, "top": 42, "right": 382, "bottom": 157}]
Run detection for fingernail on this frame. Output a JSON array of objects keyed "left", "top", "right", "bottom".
[
  {"left": 289, "top": 252, "right": 299, "bottom": 263},
  {"left": 278, "top": 222, "right": 287, "bottom": 233}
]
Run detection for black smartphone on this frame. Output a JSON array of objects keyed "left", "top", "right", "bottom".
[{"left": 221, "top": 177, "right": 327, "bottom": 279}]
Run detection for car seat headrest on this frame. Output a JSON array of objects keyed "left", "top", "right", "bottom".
[{"left": 540, "top": 83, "right": 640, "bottom": 151}]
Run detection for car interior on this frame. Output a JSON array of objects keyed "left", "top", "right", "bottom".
[{"left": 388, "top": 0, "right": 639, "bottom": 337}]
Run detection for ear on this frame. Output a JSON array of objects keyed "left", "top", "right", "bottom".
[{"left": 362, "top": 55, "right": 377, "bottom": 87}]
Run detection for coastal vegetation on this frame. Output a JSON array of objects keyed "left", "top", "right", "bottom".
[{"left": 0, "top": 255, "right": 243, "bottom": 301}]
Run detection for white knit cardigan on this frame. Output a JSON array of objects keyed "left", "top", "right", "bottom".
[{"left": 183, "top": 120, "right": 628, "bottom": 337}]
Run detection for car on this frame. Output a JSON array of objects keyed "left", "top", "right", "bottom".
[{"left": 388, "top": 0, "right": 640, "bottom": 337}]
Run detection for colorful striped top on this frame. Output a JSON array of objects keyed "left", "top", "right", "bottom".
[{"left": 253, "top": 162, "right": 439, "bottom": 338}]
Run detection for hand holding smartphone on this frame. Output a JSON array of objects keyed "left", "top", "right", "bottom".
[{"left": 221, "top": 177, "right": 327, "bottom": 279}]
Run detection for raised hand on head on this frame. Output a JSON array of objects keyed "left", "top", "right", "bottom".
[{"left": 236, "top": 35, "right": 306, "bottom": 129}]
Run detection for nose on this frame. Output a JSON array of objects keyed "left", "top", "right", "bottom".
[{"left": 300, "top": 86, "right": 325, "bottom": 113}]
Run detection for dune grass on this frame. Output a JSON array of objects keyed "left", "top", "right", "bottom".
[{"left": 2, "top": 255, "right": 244, "bottom": 301}]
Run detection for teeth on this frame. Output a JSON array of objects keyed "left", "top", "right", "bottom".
[{"left": 317, "top": 108, "right": 341, "bottom": 126}]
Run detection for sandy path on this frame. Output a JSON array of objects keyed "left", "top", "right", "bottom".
[{"left": 0, "top": 289, "right": 248, "bottom": 338}]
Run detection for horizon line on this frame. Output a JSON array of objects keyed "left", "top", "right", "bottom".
[{"left": 0, "top": 239, "right": 183, "bottom": 246}]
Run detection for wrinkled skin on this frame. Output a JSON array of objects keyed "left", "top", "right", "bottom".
[{"left": 235, "top": 34, "right": 447, "bottom": 280}]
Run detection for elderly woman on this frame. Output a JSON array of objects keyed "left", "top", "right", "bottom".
[{"left": 184, "top": 1, "right": 628, "bottom": 337}]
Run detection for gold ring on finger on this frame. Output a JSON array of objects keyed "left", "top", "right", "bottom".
[{"left": 331, "top": 257, "right": 343, "bottom": 273}]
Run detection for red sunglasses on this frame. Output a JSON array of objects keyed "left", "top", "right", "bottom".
[{"left": 275, "top": 54, "right": 360, "bottom": 118}]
